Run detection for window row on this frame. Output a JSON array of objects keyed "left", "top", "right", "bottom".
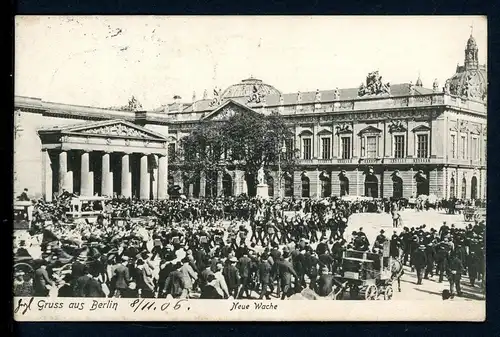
[
  {"left": 298, "top": 133, "right": 429, "bottom": 160},
  {"left": 450, "top": 133, "right": 483, "bottom": 160}
]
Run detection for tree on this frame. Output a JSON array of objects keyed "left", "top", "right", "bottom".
[{"left": 178, "top": 109, "right": 298, "bottom": 197}]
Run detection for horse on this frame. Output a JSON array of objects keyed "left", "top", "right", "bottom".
[{"left": 390, "top": 258, "right": 404, "bottom": 292}]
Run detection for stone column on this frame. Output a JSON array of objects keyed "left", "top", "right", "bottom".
[
  {"left": 58, "top": 151, "right": 68, "bottom": 194},
  {"left": 151, "top": 155, "right": 158, "bottom": 199},
  {"left": 140, "top": 154, "right": 150, "bottom": 200},
  {"left": 217, "top": 172, "right": 223, "bottom": 196},
  {"left": 121, "top": 153, "right": 132, "bottom": 198},
  {"left": 80, "top": 152, "right": 92, "bottom": 196},
  {"left": 293, "top": 171, "right": 302, "bottom": 198},
  {"left": 157, "top": 155, "right": 168, "bottom": 199},
  {"left": 101, "top": 152, "right": 113, "bottom": 197},
  {"left": 199, "top": 171, "right": 206, "bottom": 197},
  {"left": 42, "top": 149, "right": 53, "bottom": 202}
]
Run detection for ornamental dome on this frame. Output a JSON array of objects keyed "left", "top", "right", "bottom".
[
  {"left": 221, "top": 77, "right": 281, "bottom": 99},
  {"left": 445, "top": 34, "right": 487, "bottom": 101}
]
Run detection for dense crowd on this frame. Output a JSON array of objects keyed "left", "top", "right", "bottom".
[{"left": 13, "top": 193, "right": 485, "bottom": 300}]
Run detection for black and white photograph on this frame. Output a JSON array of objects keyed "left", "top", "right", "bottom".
[{"left": 13, "top": 16, "right": 486, "bottom": 321}]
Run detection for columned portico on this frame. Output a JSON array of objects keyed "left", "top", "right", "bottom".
[{"left": 38, "top": 119, "right": 169, "bottom": 200}]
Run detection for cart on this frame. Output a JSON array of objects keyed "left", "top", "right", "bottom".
[
  {"left": 463, "top": 207, "right": 476, "bottom": 221},
  {"left": 336, "top": 245, "right": 394, "bottom": 300}
]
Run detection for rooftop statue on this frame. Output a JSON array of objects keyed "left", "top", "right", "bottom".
[{"left": 358, "top": 71, "right": 391, "bottom": 97}]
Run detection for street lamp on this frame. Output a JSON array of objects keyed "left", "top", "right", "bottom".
[{"left": 278, "top": 141, "right": 286, "bottom": 198}]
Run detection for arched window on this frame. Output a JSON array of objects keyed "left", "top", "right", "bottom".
[
  {"left": 182, "top": 175, "right": 190, "bottom": 196},
  {"left": 461, "top": 177, "right": 467, "bottom": 200},
  {"left": 415, "top": 170, "right": 429, "bottom": 196},
  {"left": 284, "top": 175, "right": 293, "bottom": 197},
  {"left": 321, "top": 178, "right": 331, "bottom": 198},
  {"left": 192, "top": 176, "right": 200, "bottom": 198},
  {"left": 301, "top": 175, "right": 310, "bottom": 198},
  {"left": 222, "top": 173, "right": 233, "bottom": 196},
  {"left": 266, "top": 175, "right": 274, "bottom": 197},
  {"left": 450, "top": 177, "right": 455, "bottom": 199},
  {"left": 340, "top": 175, "right": 349, "bottom": 196},
  {"left": 471, "top": 176, "right": 478, "bottom": 200},
  {"left": 205, "top": 171, "right": 217, "bottom": 198},
  {"left": 392, "top": 176, "right": 403, "bottom": 199},
  {"left": 364, "top": 174, "right": 379, "bottom": 198}
]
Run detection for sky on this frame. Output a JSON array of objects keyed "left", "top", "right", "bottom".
[{"left": 15, "top": 16, "right": 487, "bottom": 110}]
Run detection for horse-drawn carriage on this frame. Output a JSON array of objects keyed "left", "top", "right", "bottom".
[
  {"left": 463, "top": 206, "right": 486, "bottom": 222},
  {"left": 335, "top": 245, "right": 397, "bottom": 300},
  {"left": 66, "top": 196, "right": 110, "bottom": 223},
  {"left": 14, "top": 201, "right": 33, "bottom": 231}
]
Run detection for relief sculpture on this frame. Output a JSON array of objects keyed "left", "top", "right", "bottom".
[{"left": 81, "top": 124, "right": 151, "bottom": 138}]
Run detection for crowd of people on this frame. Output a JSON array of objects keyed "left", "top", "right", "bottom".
[{"left": 13, "top": 192, "right": 485, "bottom": 300}]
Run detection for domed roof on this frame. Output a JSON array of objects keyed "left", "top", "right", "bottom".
[
  {"left": 448, "top": 68, "right": 487, "bottom": 101},
  {"left": 221, "top": 77, "right": 281, "bottom": 99},
  {"left": 445, "top": 34, "right": 487, "bottom": 102}
]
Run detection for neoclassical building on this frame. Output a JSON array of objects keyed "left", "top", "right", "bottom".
[{"left": 14, "top": 34, "right": 487, "bottom": 201}]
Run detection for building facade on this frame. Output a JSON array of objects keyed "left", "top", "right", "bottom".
[{"left": 14, "top": 34, "right": 487, "bottom": 201}]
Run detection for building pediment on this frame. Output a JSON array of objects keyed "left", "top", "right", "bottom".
[
  {"left": 318, "top": 128, "right": 333, "bottom": 135},
  {"left": 201, "top": 99, "right": 258, "bottom": 121},
  {"left": 411, "top": 124, "right": 431, "bottom": 132},
  {"left": 358, "top": 125, "right": 382, "bottom": 135},
  {"left": 38, "top": 119, "right": 167, "bottom": 141}
]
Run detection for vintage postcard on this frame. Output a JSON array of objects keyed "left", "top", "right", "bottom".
[{"left": 13, "top": 15, "right": 486, "bottom": 321}]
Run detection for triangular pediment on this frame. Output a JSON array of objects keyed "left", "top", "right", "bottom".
[
  {"left": 411, "top": 125, "right": 431, "bottom": 132},
  {"left": 201, "top": 99, "right": 258, "bottom": 121},
  {"left": 358, "top": 125, "right": 382, "bottom": 135},
  {"left": 318, "top": 128, "right": 333, "bottom": 135},
  {"left": 39, "top": 119, "right": 167, "bottom": 140}
]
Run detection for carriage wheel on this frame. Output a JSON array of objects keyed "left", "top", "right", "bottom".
[
  {"left": 363, "top": 284, "right": 378, "bottom": 300},
  {"left": 383, "top": 285, "right": 394, "bottom": 300}
]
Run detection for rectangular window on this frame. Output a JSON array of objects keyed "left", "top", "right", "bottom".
[
  {"left": 303, "top": 138, "right": 312, "bottom": 160},
  {"left": 168, "top": 143, "right": 176, "bottom": 161},
  {"left": 366, "top": 136, "right": 377, "bottom": 158},
  {"left": 394, "top": 135, "right": 405, "bottom": 158},
  {"left": 341, "top": 137, "right": 351, "bottom": 159},
  {"left": 321, "top": 137, "right": 331, "bottom": 159},
  {"left": 451, "top": 134, "right": 456, "bottom": 158},
  {"left": 417, "top": 134, "right": 428, "bottom": 158},
  {"left": 471, "top": 137, "right": 478, "bottom": 160},
  {"left": 285, "top": 138, "right": 294, "bottom": 160},
  {"left": 461, "top": 135, "right": 466, "bottom": 159}
]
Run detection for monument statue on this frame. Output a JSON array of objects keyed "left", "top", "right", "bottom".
[{"left": 257, "top": 166, "right": 266, "bottom": 185}]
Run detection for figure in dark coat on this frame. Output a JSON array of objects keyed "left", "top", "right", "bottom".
[
  {"left": 411, "top": 245, "right": 427, "bottom": 285},
  {"left": 447, "top": 253, "right": 464, "bottom": 296}
]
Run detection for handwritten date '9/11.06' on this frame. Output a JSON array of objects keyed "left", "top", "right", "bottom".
[{"left": 130, "top": 299, "right": 190, "bottom": 312}]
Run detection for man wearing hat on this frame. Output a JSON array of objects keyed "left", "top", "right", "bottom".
[
  {"left": 258, "top": 253, "right": 273, "bottom": 300},
  {"left": 71, "top": 253, "right": 87, "bottom": 286},
  {"left": 13, "top": 270, "right": 33, "bottom": 297},
  {"left": 223, "top": 256, "right": 240, "bottom": 299},
  {"left": 16, "top": 240, "right": 31, "bottom": 258},
  {"left": 411, "top": 244, "right": 427, "bottom": 285},
  {"left": 424, "top": 241, "right": 436, "bottom": 279},
  {"left": 390, "top": 231, "right": 401, "bottom": 259},
  {"left": 111, "top": 255, "right": 130, "bottom": 298},
  {"left": 33, "top": 260, "right": 53, "bottom": 297},
  {"left": 447, "top": 252, "right": 464, "bottom": 297}
]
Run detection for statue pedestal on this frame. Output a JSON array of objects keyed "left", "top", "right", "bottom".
[{"left": 256, "top": 183, "right": 270, "bottom": 200}]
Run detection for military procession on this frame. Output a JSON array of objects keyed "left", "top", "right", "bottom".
[{"left": 13, "top": 191, "right": 485, "bottom": 301}]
